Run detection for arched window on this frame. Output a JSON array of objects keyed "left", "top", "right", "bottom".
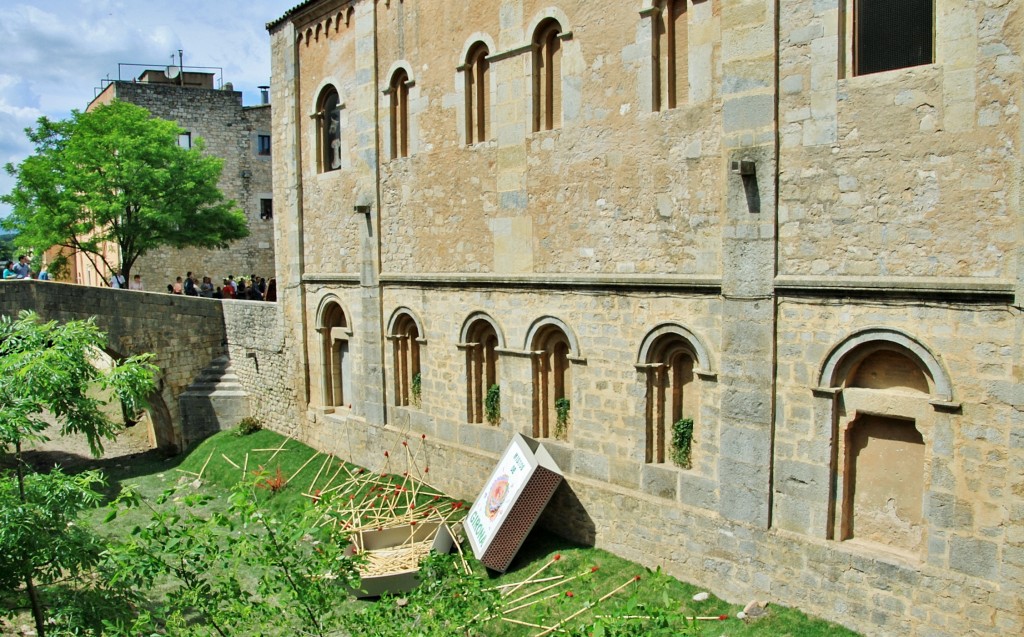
[
  {"left": 532, "top": 326, "right": 571, "bottom": 439},
  {"left": 317, "top": 87, "right": 342, "bottom": 172},
  {"left": 532, "top": 19, "right": 562, "bottom": 132},
  {"left": 319, "top": 301, "right": 350, "bottom": 408},
  {"left": 643, "top": 334, "right": 698, "bottom": 465},
  {"left": 465, "top": 42, "right": 490, "bottom": 145},
  {"left": 390, "top": 312, "right": 421, "bottom": 406},
  {"left": 652, "top": 0, "right": 687, "bottom": 111},
  {"left": 389, "top": 69, "right": 410, "bottom": 158},
  {"left": 465, "top": 318, "right": 499, "bottom": 423}
]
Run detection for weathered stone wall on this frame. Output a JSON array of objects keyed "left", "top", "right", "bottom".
[
  {"left": 91, "top": 82, "right": 276, "bottom": 290},
  {"left": 266, "top": 1, "right": 1024, "bottom": 635},
  {"left": 0, "top": 281, "right": 296, "bottom": 451},
  {"left": 220, "top": 299, "right": 302, "bottom": 437}
]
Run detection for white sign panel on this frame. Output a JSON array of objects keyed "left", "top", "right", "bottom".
[{"left": 466, "top": 438, "right": 533, "bottom": 556}]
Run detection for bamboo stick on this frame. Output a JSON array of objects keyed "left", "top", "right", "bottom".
[
  {"left": 196, "top": 452, "right": 214, "bottom": 481},
  {"left": 220, "top": 454, "right": 240, "bottom": 469},
  {"left": 288, "top": 450, "right": 321, "bottom": 485},
  {"left": 534, "top": 576, "right": 640, "bottom": 637},
  {"left": 503, "top": 555, "right": 562, "bottom": 597}
]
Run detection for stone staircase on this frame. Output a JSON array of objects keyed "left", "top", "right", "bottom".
[{"left": 179, "top": 356, "right": 251, "bottom": 445}]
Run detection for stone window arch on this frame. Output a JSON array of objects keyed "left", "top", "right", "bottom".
[
  {"left": 388, "top": 68, "right": 410, "bottom": 158},
  {"left": 637, "top": 324, "right": 711, "bottom": 465},
  {"left": 652, "top": 0, "right": 687, "bottom": 111},
  {"left": 464, "top": 41, "right": 490, "bottom": 145},
  {"left": 816, "top": 328, "right": 955, "bottom": 557},
  {"left": 532, "top": 18, "right": 563, "bottom": 132},
  {"left": 316, "top": 85, "right": 342, "bottom": 172},
  {"left": 526, "top": 317, "right": 579, "bottom": 440},
  {"left": 316, "top": 297, "right": 352, "bottom": 409},
  {"left": 460, "top": 313, "right": 504, "bottom": 423},
  {"left": 387, "top": 308, "right": 425, "bottom": 406}
]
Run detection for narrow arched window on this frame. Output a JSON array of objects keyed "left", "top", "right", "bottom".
[
  {"left": 319, "top": 302, "right": 350, "bottom": 408},
  {"left": 465, "top": 43, "right": 490, "bottom": 145},
  {"left": 389, "top": 69, "right": 410, "bottom": 158},
  {"left": 644, "top": 335, "right": 697, "bottom": 465},
  {"left": 532, "top": 326, "right": 571, "bottom": 439},
  {"left": 317, "top": 87, "right": 342, "bottom": 172},
  {"left": 465, "top": 319, "right": 499, "bottom": 423},
  {"left": 532, "top": 19, "right": 562, "bottom": 132},
  {"left": 390, "top": 313, "right": 421, "bottom": 406}
]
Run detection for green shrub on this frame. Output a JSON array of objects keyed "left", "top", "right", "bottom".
[
  {"left": 235, "top": 416, "right": 262, "bottom": 436},
  {"left": 670, "top": 418, "right": 694, "bottom": 469},
  {"left": 554, "top": 397, "right": 571, "bottom": 439},
  {"left": 484, "top": 383, "right": 501, "bottom": 425},
  {"left": 411, "top": 372, "right": 422, "bottom": 406}
]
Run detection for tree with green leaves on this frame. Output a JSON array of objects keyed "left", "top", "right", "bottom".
[
  {"left": 0, "top": 311, "right": 156, "bottom": 636},
  {"left": 1, "top": 100, "right": 249, "bottom": 285}
]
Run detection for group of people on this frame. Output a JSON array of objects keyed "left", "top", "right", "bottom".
[
  {"left": 167, "top": 272, "right": 277, "bottom": 302},
  {"left": 2, "top": 255, "right": 49, "bottom": 280}
]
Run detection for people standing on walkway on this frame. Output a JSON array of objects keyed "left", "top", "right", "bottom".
[
  {"left": 221, "top": 278, "right": 236, "bottom": 299},
  {"left": 110, "top": 269, "right": 126, "bottom": 288},
  {"left": 172, "top": 277, "right": 184, "bottom": 294},
  {"left": 264, "top": 278, "right": 277, "bottom": 302},
  {"left": 184, "top": 272, "right": 198, "bottom": 296},
  {"left": 37, "top": 266, "right": 50, "bottom": 281},
  {"left": 12, "top": 255, "right": 31, "bottom": 279},
  {"left": 3, "top": 261, "right": 16, "bottom": 279},
  {"left": 130, "top": 274, "right": 144, "bottom": 290},
  {"left": 200, "top": 276, "right": 214, "bottom": 298}
]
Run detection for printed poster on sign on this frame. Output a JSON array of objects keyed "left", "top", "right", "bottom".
[{"left": 466, "top": 444, "right": 531, "bottom": 552}]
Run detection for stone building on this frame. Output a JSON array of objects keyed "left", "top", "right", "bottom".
[
  {"left": 264, "top": 1, "right": 1023, "bottom": 635},
  {"left": 65, "top": 67, "right": 275, "bottom": 289}
]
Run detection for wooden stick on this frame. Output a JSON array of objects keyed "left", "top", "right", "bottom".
[
  {"left": 484, "top": 575, "right": 563, "bottom": 592},
  {"left": 266, "top": 437, "right": 291, "bottom": 462},
  {"left": 503, "top": 555, "right": 562, "bottom": 597},
  {"left": 288, "top": 450, "right": 321, "bottom": 485},
  {"left": 220, "top": 454, "right": 240, "bottom": 469},
  {"left": 501, "top": 617, "right": 563, "bottom": 632},
  {"left": 242, "top": 452, "right": 249, "bottom": 480},
  {"left": 197, "top": 452, "right": 214, "bottom": 481},
  {"left": 309, "top": 454, "right": 332, "bottom": 491},
  {"left": 505, "top": 569, "right": 590, "bottom": 608},
  {"left": 503, "top": 591, "right": 560, "bottom": 615},
  {"left": 534, "top": 576, "right": 639, "bottom": 637}
]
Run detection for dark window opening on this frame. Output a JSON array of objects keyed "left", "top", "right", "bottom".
[
  {"left": 855, "top": 0, "right": 933, "bottom": 76},
  {"left": 260, "top": 198, "right": 273, "bottom": 220},
  {"left": 257, "top": 134, "right": 271, "bottom": 156}
]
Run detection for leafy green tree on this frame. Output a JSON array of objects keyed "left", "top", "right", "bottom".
[
  {"left": 1, "top": 100, "right": 249, "bottom": 285},
  {"left": 0, "top": 311, "right": 156, "bottom": 636}
]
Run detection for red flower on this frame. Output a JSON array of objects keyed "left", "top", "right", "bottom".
[
  {"left": 718, "top": 615, "right": 728, "bottom": 620},
  {"left": 402, "top": 441, "right": 408, "bottom": 447},
  {"left": 421, "top": 434, "right": 426, "bottom": 440},
  {"left": 633, "top": 575, "right": 641, "bottom": 581},
  {"left": 553, "top": 554, "right": 561, "bottom": 561},
  {"left": 383, "top": 451, "right": 389, "bottom": 458},
  {"left": 565, "top": 591, "right": 574, "bottom": 598},
  {"left": 591, "top": 566, "right": 599, "bottom": 573}
]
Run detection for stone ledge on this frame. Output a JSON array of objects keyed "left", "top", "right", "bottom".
[
  {"left": 775, "top": 275, "right": 1015, "bottom": 299},
  {"left": 379, "top": 272, "right": 722, "bottom": 292}
]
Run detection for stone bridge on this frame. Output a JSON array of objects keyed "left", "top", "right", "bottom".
[{"left": 0, "top": 280, "right": 288, "bottom": 452}]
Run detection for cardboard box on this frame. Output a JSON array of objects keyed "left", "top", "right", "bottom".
[
  {"left": 465, "top": 434, "right": 564, "bottom": 572},
  {"left": 345, "top": 522, "right": 454, "bottom": 598}
]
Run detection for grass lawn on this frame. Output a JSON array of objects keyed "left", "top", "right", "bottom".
[{"left": 83, "top": 429, "right": 860, "bottom": 637}]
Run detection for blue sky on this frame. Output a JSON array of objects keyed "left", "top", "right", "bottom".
[{"left": 0, "top": 0, "right": 298, "bottom": 218}]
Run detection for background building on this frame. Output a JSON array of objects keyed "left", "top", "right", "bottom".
[
  {"left": 262, "top": 1, "right": 1023, "bottom": 635},
  {"left": 61, "top": 64, "right": 275, "bottom": 288}
]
